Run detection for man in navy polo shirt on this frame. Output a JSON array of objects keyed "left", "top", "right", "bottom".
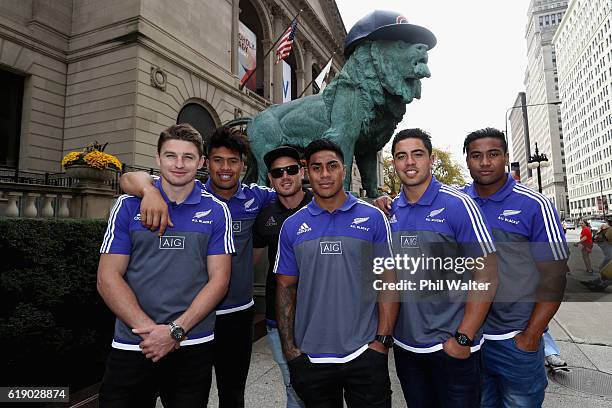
[
  {"left": 252, "top": 146, "right": 310, "bottom": 408},
  {"left": 97, "top": 124, "right": 234, "bottom": 407},
  {"left": 120, "top": 127, "right": 276, "bottom": 408},
  {"left": 387, "top": 128, "right": 498, "bottom": 408},
  {"left": 274, "top": 139, "right": 398, "bottom": 408},
  {"left": 462, "top": 128, "right": 568, "bottom": 407}
]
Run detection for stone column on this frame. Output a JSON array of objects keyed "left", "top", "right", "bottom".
[
  {"left": 24, "top": 193, "right": 39, "bottom": 217},
  {"left": 262, "top": 38, "right": 272, "bottom": 100},
  {"left": 5, "top": 192, "right": 21, "bottom": 217},
  {"left": 58, "top": 195, "right": 71, "bottom": 218},
  {"left": 272, "top": 6, "right": 285, "bottom": 104},
  {"left": 303, "top": 41, "right": 313, "bottom": 96},
  {"left": 41, "top": 194, "right": 56, "bottom": 217},
  {"left": 231, "top": 0, "right": 240, "bottom": 76},
  {"left": 295, "top": 69, "right": 304, "bottom": 97}
]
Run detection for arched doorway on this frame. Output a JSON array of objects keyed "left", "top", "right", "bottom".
[{"left": 177, "top": 102, "right": 218, "bottom": 142}]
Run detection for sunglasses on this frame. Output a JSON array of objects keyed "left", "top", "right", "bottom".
[{"left": 269, "top": 164, "right": 300, "bottom": 179}]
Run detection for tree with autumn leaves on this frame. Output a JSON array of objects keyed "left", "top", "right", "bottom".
[{"left": 382, "top": 147, "right": 466, "bottom": 196}]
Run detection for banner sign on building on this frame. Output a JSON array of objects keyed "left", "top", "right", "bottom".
[
  {"left": 282, "top": 60, "right": 292, "bottom": 102},
  {"left": 238, "top": 22, "right": 257, "bottom": 92}
]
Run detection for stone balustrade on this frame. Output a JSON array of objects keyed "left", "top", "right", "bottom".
[{"left": 0, "top": 181, "right": 117, "bottom": 220}]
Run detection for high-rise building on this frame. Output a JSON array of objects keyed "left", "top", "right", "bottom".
[
  {"left": 524, "top": 0, "right": 569, "bottom": 217},
  {"left": 553, "top": 0, "right": 612, "bottom": 219},
  {"left": 509, "top": 92, "right": 531, "bottom": 184}
]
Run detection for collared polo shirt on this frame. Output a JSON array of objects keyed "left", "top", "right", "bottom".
[
  {"left": 100, "top": 178, "right": 235, "bottom": 350},
  {"left": 203, "top": 179, "right": 276, "bottom": 314},
  {"left": 464, "top": 174, "right": 568, "bottom": 340},
  {"left": 253, "top": 189, "right": 313, "bottom": 327},
  {"left": 390, "top": 176, "right": 495, "bottom": 353},
  {"left": 274, "top": 193, "right": 393, "bottom": 363}
]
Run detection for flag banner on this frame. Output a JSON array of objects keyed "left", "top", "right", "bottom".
[
  {"left": 276, "top": 17, "right": 298, "bottom": 64},
  {"left": 238, "top": 22, "right": 257, "bottom": 91},
  {"left": 282, "top": 60, "right": 292, "bottom": 102},
  {"left": 315, "top": 57, "right": 333, "bottom": 92}
]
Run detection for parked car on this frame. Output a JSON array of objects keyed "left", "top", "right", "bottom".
[{"left": 589, "top": 219, "right": 607, "bottom": 235}]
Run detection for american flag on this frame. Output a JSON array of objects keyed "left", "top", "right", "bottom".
[{"left": 275, "top": 17, "right": 298, "bottom": 64}]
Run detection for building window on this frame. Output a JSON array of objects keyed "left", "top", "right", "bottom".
[
  {"left": 177, "top": 103, "right": 218, "bottom": 141},
  {"left": 0, "top": 69, "right": 24, "bottom": 168}
]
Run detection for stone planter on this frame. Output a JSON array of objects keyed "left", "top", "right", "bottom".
[{"left": 65, "top": 165, "right": 117, "bottom": 187}]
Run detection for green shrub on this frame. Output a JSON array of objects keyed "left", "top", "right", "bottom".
[{"left": 0, "top": 217, "right": 114, "bottom": 390}]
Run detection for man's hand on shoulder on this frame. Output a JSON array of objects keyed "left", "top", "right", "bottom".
[
  {"left": 133, "top": 324, "right": 179, "bottom": 362},
  {"left": 141, "top": 186, "right": 173, "bottom": 235},
  {"left": 372, "top": 195, "right": 393, "bottom": 217}
]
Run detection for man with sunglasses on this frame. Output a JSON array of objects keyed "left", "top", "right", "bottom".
[{"left": 252, "top": 146, "right": 311, "bottom": 408}]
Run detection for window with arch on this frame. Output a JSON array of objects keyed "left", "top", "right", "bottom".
[{"left": 177, "top": 103, "right": 217, "bottom": 142}]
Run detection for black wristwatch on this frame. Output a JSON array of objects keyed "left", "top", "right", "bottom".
[
  {"left": 454, "top": 332, "right": 474, "bottom": 347},
  {"left": 169, "top": 321, "right": 186, "bottom": 342},
  {"left": 374, "top": 335, "right": 394, "bottom": 349}
]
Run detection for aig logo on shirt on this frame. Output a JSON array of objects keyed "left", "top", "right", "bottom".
[
  {"left": 232, "top": 221, "right": 242, "bottom": 233},
  {"left": 320, "top": 241, "right": 343, "bottom": 255},
  {"left": 159, "top": 236, "right": 185, "bottom": 249},
  {"left": 401, "top": 235, "right": 419, "bottom": 248}
]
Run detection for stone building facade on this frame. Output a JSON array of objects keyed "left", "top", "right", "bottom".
[
  {"left": 523, "top": 0, "right": 569, "bottom": 216},
  {"left": 554, "top": 0, "right": 612, "bottom": 219},
  {"left": 0, "top": 0, "right": 348, "bottom": 178}
]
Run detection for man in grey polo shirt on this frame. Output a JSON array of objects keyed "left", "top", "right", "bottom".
[
  {"left": 97, "top": 124, "right": 234, "bottom": 407},
  {"left": 120, "top": 127, "right": 276, "bottom": 408},
  {"left": 275, "top": 139, "right": 398, "bottom": 408}
]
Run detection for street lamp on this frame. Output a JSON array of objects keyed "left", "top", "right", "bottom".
[
  {"left": 527, "top": 142, "right": 549, "bottom": 193},
  {"left": 504, "top": 100, "right": 561, "bottom": 173}
]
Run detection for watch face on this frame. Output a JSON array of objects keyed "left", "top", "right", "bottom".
[
  {"left": 171, "top": 327, "right": 185, "bottom": 341},
  {"left": 455, "top": 333, "right": 470, "bottom": 346}
]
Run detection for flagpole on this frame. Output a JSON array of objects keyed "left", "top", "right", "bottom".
[
  {"left": 239, "top": 9, "right": 303, "bottom": 91},
  {"left": 297, "top": 53, "right": 335, "bottom": 99}
]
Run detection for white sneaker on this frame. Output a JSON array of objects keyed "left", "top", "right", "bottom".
[{"left": 545, "top": 354, "right": 567, "bottom": 367}]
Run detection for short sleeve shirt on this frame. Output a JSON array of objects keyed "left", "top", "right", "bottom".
[
  {"left": 252, "top": 190, "right": 313, "bottom": 326},
  {"left": 100, "top": 178, "right": 234, "bottom": 350},
  {"left": 274, "top": 193, "right": 393, "bottom": 363},
  {"left": 390, "top": 177, "right": 495, "bottom": 353},
  {"left": 203, "top": 179, "right": 276, "bottom": 313},
  {"left": 464, "top": 173, "right": 568, "bottom": 339}
]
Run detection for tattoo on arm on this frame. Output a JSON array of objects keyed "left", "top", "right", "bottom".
[{"left": 276, "top": 278, "right": 299, "bottom": 358}]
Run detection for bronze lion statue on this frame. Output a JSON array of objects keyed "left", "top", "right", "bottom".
[
  {"left": 246, "top": 11, "right": 435, "bottom": 197},
  {"left": 247, "top": 40, "right": 430, "bottom": 197}
]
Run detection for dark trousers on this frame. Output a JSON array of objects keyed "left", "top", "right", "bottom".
[
  {"left": 212, "top": 306, "right": 254, "bottom": 408},
  {"left": 394, "top": 346, "right": 480, "bottom": 408},
  {"left": 287, "top": 348, "right": 392, "bottom": 408},
  {"left": 98, "top": 342, "right": 213, "bottom": 408}
]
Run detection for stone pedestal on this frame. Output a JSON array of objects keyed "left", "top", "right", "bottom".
[{"left": 70, "top": 186, "right": 117, "bottom": 220}]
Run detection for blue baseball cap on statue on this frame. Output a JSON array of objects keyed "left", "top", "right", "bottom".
[{"left": 344, "top": 10, "right": 437, "bottom": 57}]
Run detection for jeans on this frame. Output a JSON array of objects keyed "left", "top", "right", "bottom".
[
  {"left": 394, "top": 346, "right": 481, "bottom": 408},
  {"left": 481, "top": 337, "right": 547, "bottom": 408},
  {"left": 543, "top": 331, "right": 560, "bottom": 357},
  {"left": 212, "top": 306, "right": 254, "bottom": 408},
  {"left": 267, "top": 327, "right": 305, "bottom": 408},
  {"left": 99, "top": 343, "right": 213, "bottom": 408},
  {"left": 288, "top": 348, "right": 392, "bottom": 408}
]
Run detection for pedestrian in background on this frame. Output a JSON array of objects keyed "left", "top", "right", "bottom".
[{"left": 575, "top": 219, "right": 593, "bottom": 274}]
